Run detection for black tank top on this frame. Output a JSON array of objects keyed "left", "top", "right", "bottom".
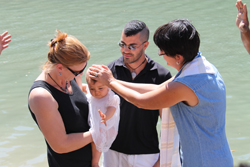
[{"left": 28, "top": 80, "right": 91, "bottom": 167}]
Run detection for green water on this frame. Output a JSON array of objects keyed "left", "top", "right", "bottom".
[{"left": 0, "top": 0, "right": 249, "bottom": 166}]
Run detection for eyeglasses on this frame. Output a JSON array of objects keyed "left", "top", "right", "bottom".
[
  {"left": 118, "top": 41, "right": 147, "bottom": 51},
  {"left": 67, "top": 62, "right": 87, "bottom": 76}
]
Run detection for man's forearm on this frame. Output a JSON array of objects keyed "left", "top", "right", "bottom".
[{"left": 241, "top": 29, "right": 250, "bottom": 54}]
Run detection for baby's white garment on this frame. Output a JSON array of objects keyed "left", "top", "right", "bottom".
[{"left": 86, "top": 87, "right": 120, "bottom": 152}]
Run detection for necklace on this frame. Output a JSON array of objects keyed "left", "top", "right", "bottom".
[
  {"left": 48, "top": 73, "right": 69, "bottom": 93},
  {"left": 126, "top": 58, "right": 147, "bottom": 79}
]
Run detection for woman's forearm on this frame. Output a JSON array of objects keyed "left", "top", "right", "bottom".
[
  {"left": 117, "top": 80, "right": 159, "bottom": 93},
  {"left": 116, "top": 76, "right": 175, "bottom": 93},
  {"left": 50, "top": 131, "right": 93, "bottom": 154},
  {"left": 108, "top": 80, "right": 142, "bottom": 107}
]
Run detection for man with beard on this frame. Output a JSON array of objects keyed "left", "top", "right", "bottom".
[{"left": 103, "top": 20, "right": 172, "bottom": 167}]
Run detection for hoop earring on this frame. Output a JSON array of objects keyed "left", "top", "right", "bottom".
[
  {"left": 59, "top": 72, "right": 62, "bottom": 76},
  {"left": 176, "top": 61, "right": 180, "bottom": 65}
]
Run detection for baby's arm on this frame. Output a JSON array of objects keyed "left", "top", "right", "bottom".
[
  {"left": 105, "top": 106, "right": 116, "bottom": 121},
  {"left": 98, "top": 106, "right": 116, "bottom": 126},
  {"left": 91, "top": 142, "right": 101, "bottom": 167}
]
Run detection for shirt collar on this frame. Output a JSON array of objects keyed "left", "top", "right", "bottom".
[{"left": 175, "top": 52, "right": 215, "bottom": 79}]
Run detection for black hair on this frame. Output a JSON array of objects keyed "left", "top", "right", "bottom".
[
  {"left": 153, "top": 19, "right": 200, "bottom": 64},
  {"left": 123, "top": 20, "right": 149, "bottom": 41},
  {"left": 239, "top": 163, "right": 250, "bottom": 167}
]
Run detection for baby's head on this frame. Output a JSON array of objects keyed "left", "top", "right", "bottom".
[{"left": 86, "top": 71, "right": 109, "bottom": 99}]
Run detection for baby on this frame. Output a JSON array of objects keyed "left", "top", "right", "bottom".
[{"left": 80, "top": 70, "right": 120, "bottom": 166}]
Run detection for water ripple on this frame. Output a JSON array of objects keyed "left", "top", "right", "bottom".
[
  {"left": 6, "top": 133, "right": 25, "bottom": 139},
  {"left": 1, "top": 110, "right": 7, "bottom": 114},
  {"left": 0, "top": 141, "right": 9, "bottom": 146},
  {"left": 238, "top": 153, "right": 250, "bottom": 161},
  {"left": 13, "top": 126, "right": 34, "bottom": 131},
  {"left": 26, "top": 154, "right": 46, "bottom": 165},
  {"left": 229, "top": 137, "right": 249, "bottom": 140},
  {"left": 0, "top": 146, "right": 20, "bottom": 158}
]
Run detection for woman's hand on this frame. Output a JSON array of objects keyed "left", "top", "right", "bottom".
[
  {"left": 0, "top": 31, "right": 11, "bottom": 55},
  {"left": 88, "top": 65, "right": 115, "bottom": 87}
]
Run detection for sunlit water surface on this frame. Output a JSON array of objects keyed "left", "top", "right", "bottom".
[{"left": 0, "top": 0, "right": 249, "bottom": 166}]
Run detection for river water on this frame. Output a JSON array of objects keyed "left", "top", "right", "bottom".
[{"left": 0, "top": 0, "right": 249, "bottom": 166}]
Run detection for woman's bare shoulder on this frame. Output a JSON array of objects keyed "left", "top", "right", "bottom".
[{"left": 29, "top": 87, "right": 58, "bottom": 114}]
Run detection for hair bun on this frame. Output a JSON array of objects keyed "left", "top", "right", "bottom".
[
  {"left": 50, "top": 30, "right": 67, "bottom": 48},
  {"left": 50, "top": 40, "right": 57, "bottom": 47},
  {"left": 55, "top": 30, "right": 67, "bottom": 42}
]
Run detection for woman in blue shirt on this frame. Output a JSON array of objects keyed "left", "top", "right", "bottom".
[{"left": 89, "top": 19, "right": 234, "bottom": 167}]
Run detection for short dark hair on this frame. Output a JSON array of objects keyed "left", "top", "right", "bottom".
[
  {"left": 239, "top": 163, "right": 250, "bottom": 167},
  {"left": 153, "top": 19, "right": 200, "bottom": 64},
  {"left": 123, "top": 20, "right": 149, "bottom": 41}
]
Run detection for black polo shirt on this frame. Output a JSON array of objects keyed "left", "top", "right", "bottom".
[{"left": 108, "top": 55, "right": 172, "bottom": 154}]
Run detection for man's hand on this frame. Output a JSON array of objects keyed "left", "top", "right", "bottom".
[{"left": 236, "top": 0, "right": 249, "bottom": 33}]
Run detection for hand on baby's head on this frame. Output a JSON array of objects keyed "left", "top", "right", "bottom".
[{"left": 85, "top": 67, "right": 98, "bottom": 85}]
